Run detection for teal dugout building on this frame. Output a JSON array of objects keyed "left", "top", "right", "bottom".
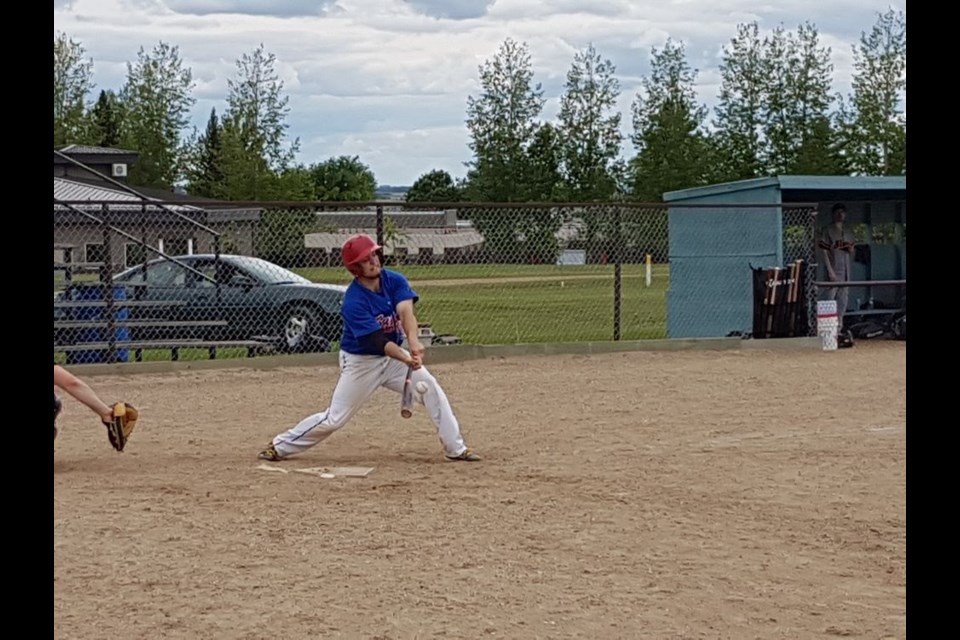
[{"left": 662, "top": 176, "right": 907, "bottom": 338}]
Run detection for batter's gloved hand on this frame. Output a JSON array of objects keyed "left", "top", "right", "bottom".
[{"left": 102, "top": 402, "right": 139, "bottom": 452}]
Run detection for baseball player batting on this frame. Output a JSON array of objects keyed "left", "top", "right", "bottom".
[{"left": 258, "top": 234, "right": 481, "bottom": 462}]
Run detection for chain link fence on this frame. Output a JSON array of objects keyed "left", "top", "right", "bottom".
[
  {"left": 782, "top": 204, "right": 822, "bottom": 338},
  {"left": 54, "top": 184, "right": 827, "bottom": 363}
]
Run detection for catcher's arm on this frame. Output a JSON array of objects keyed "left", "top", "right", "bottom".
[{"left": 53, "top": 365, "right": 112, "bottom": 422}]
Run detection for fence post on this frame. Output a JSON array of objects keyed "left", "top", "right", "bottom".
[
  {"left": 63, "top": 245, "right": 73, "bottom": 284},
  {"left": 212, "top": 210, "right": 223, "bottom": 317},
  {"left": 137, "top": 203, "right": 148, "bottom": 285},
  {"left": 613, "top": 206, "right": 622, "bottom": 341},
  {"left": 139, "top": 203, "right": 148, "bottom": 299},
  {"left": 101, "top": 204, "right": 117, "bottom": 362},
  {"left": 376, "top": 204, "right": 384, "bottom": 248},
  {"left": 806, "top": 206, "right": 820, "bottom": 336}
]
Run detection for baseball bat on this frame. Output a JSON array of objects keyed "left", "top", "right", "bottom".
[
  {"left": 795, "top": 260, "right": 804, "bottom": 300},
  {"left": 787, "top": 260, "right": 800, "bottom": 334},
  {"left": 789, "top": 261, "right": 798, "bottom": 303},
  {"left": 765, "top": 267, "right": 780, "bottom": 337},
  {"left": 760, "top": 267, "right": 773, "bottom": 337},
  {"left": 400, "top": 364, "right": 415, "bottom": 419}
]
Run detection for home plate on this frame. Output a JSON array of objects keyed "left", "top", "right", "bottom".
[
  {"left": 304, "top": 466, "right": 376, "bottom": 478},
  {"left": 866, "top": 426, "right": 903, "bottom": 433},
  {"left": 256, "top": 464, "right": 375, "bottom": 478},
  {"left": 256, "top": 463, "right": 289, "bottom": 474}
]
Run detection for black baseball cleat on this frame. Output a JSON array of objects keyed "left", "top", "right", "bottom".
[
  {"left": 838, "top": 329, "right": 855, "bottom": 348},
  {"left": 445, "top": 448, "right": 481, "bottom": 462},
  {"left": 257, "top": 442, "right": 283, "bottom": 461}
]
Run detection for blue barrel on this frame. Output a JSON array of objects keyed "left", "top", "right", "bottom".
[{"left": 64, "top": 284, "right": 130, "bottom": 364}]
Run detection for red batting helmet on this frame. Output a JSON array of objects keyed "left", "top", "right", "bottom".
[{"left": 341, "top": 234, "right": 381, "bottom": 276}]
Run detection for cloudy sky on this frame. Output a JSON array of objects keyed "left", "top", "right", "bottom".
[{"left": 54, "top": 0, "right": 905, "bottom": 186}]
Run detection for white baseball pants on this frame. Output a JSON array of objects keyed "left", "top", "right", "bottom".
[{"left": 271, "top": 351, "right": 468, "bottom": 458}]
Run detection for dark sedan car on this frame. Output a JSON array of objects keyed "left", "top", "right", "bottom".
[{"left": 57, "top": 255, "right": 347, "bottom": 353}]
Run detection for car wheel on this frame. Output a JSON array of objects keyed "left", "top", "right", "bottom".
[{"left": 280, "top": 304, "right": 332, "bottom": 353}]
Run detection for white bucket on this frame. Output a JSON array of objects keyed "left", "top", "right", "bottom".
[
  {"left": 819, "top": 325, "right": 838, "bottom": 350},
  {"left": 817, "top": 300, "right": 839, "bottom": 351}
]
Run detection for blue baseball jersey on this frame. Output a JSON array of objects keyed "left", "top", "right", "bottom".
[{"left": 339, "top": 269, "right": 419, "bottom": 355}]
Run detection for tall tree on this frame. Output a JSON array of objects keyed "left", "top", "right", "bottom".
[
  {"left": 309, "top": 155, "right": 376, "bottom": 201},
  {"left": 464, "top": 38, "right": 545, "bottom": 202},
  {"left": 184, "top": 108, "right": 226, "bottom": 198},
  {"left": 520, "top": 123, "right": 564, "bottom": 202},
  {"left": 253, "top": 165, "right": 324, "bottom": 267},
  {"left": 517, "top": 122, "right": 565, "bottom": 263},
  {"left": 218, "top": 123, "right": 271, "bottom": 200},
  {"left": 793, "top": 115, "right": 844, "bottom": 174},
  {"left": 119, "top": 41, "right": 195, "bottom": 188},
  {"left": 463, "top": 38, "right": 564, "bottom": 262},
  {"left": 841, "top": 9, "right": 907, "bottom": 175},
  {"left": 271, "top": 165, "right": 316, "bottom": 200},
  {"left": 761, "top": 23, "right": 839, "bottom": 175},
  {"left": 406, "top": 169, "right": 461, "bottom": 203},
  {"left": 54, "top": 32, "right": 94, "bottom": 146},
  {"left": 629, "top": 39, "right": 713, "bottom": 201},
  {"left": 557, "top": 43, "right": 623, "bottom": 202},
  {"left": 219, "top": 44, "right": 300, "bottom": 199},
  {"left": 89, "top": 90, "right": 124, "bottom": 148},
  {"left": 712, "top": 22, "right": 767, "bottom": 182}
]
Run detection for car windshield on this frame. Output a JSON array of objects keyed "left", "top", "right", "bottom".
[{"left": 231, "top": 256, "right": 311, "bottom": 285}]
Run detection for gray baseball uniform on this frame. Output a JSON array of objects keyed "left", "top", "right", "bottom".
[{"left": 819, "top": 222, "right": 856, "bottom": 323}]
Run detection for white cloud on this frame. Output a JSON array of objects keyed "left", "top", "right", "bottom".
[
  {"left": 403, "top": 0, "right": 495, "bottom": 20},
  {"left": 55, "top": 0, "right": 905, "bottom": 185},
  {"left": 159, "top": 1, "right": 335, "bottom": 16}
]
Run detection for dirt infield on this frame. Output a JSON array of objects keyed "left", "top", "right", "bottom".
[{"left": 54, "top": 341, "right": 906, "bottom": 639}]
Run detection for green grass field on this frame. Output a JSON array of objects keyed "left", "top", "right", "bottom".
[
  {"left": 54, "top": 272, "right": 99, "bottom": 291},
  {"left": 414, "top": 275, "right": 667, "bottom": 343},
  {"left": 294, "top": 263, "right": 656, "bottom": 284},
  {"left": 294, "top": 263, "right": 670, "bottom": 344},
  {"left": 53, "top": 348, "right": 252, "bottom": 365}
]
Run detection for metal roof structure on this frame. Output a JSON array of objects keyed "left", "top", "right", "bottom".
[
  {"left": 53, "top": 177, "right": 261, "bottom": 223},
  {"left": 305, "top": 229, "right": 486, "bottom": 254},
  {"left": 54, "top": 177, "right": 154, "bottom": 202},
  {"left": 57, "top": 144, "right": 139, "bottom": 155},
  {"left": 664, "top": 175, "right": 906, "bottom": 202},
  {"left": 313, "top": 211, "right": 455, "bottom": 229}
]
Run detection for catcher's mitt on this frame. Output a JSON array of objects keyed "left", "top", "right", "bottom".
[{"left": 103, "top": 402, "right": 138, "bottom": 452}]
